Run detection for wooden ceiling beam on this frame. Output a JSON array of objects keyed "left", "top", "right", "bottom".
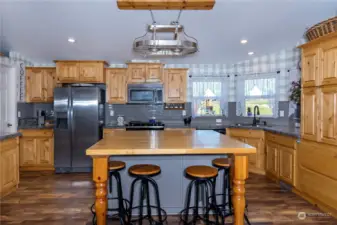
[{"left": 117, "top": 0, "right": 215, "bottom": 10}]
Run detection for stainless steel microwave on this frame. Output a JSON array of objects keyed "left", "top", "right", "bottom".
[{"left": 127, "top": 83, "right": 163, "bottom": 104}]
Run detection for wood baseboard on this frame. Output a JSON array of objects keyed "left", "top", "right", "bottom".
[
  {"left": 293, "top": 188, "right": 337, "bottom": 219},
  {"left": 20, "top": 166, "right": 55, "bottom": 171}
]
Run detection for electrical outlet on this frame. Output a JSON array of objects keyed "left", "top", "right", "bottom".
[
  {"left": 110, "top": 110, "right": 114, "bottom": 117},
  {"left": 216, "top": 119, "right": 222, "bottom": 123},
  {"left": 18, "top": 111, "right": 21, "bottom": 118},
  {"left": 280, "top": 110, "right": 284, "bottom": 117},
  {"left": 182, "top": 110, "right": 186, "bottom": 116}
]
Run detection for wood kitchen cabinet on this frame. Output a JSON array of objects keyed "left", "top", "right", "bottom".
[
  {"left": 318, "top": 85, "right": 337, "bottom": 146},
  {"left": 55, "top": 60, "right": 107, "bottom": 83},
  {"left": 302, "top": 46, "right": 320, "bottom": 87},
  {"left": 106, "top": 68, "right": 127, "bottom": 103},
  {"left": 26, "top": 67, "right": 56, "bottom": 103},
  {"left": 0, "top": 137, "right": 19, "bottom": 198},
  {"left": 301, "top": 87, "right": 318, "bottom": 141},
  {"left": 19, "top": 129, "right": 54, "bottom": 171},
  {"left": 164, "top": 68, "right": 188, "bottom": 103},
  {"left": 321, "top": 37, "right": 337, "bottom": 86},
  {"left": 265, "top": 132, "right": 297, "bottom": 186},
  {"left": 226, "top": 128, "right": 265, "bottom": 175},
  {"left": 127, "top": 63, "right": 164, "bottom": 83}
]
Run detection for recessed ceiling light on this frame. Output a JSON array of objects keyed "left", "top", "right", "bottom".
[
  {"left": 248, "top": 51, "right": 254, "bottom": 55},
  {"left": 68, "top": 37, "right": 76, "bottom": 43},
  {"left": 240, "top": 39, "right": 248, "bottom": 44}
]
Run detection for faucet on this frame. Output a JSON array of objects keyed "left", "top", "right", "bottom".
[{"left": 252, "top": 105, "right": 260, "bottom": 126}]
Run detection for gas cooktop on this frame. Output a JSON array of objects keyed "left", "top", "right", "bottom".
[{"left": 125, "top": 121, "right": 165, "bottom": 130}]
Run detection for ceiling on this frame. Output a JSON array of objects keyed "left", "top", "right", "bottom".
[{"left": 1, "top": 0, "right": 336, "bottom": 64}]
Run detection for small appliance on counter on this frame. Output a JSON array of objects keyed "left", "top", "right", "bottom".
[
  {"left": 37, "top": 110, "right": 46, "bottom": 127},
  {"left": 183, "top": 116, "right": 192, "bottom": 126},
  {"left": 125, "top": 121, "right": 165, "bottom": 130}
]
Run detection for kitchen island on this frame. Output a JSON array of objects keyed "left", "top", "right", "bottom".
[{"left": 86, "top": 130, "right": 256, "bottom": 225}]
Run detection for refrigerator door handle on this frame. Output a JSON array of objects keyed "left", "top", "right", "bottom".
[{"left": 69, "top": 87, "right": 74, "bottom": 168}]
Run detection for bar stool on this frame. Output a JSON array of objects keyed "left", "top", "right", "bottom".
[
  {"left": 91, "top": 160, "right": 129, "bottom": 225},
  {"left": 180, "top": 165, "right": 223, "bottom": 225},
  {"left": 127, "top": 164, "right": 167, "bottom": 225},
  {"left": 212, "top": 158, "right": 251, "bottom": 225}
]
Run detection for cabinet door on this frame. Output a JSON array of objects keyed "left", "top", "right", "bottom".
[
  {"left": 302, "top": 46, "right": 320, "bottom": 87},
  {"left": 146, "top": 64, "right": 163, "bottom": 82},
  {"left": 43, "top": 68, "right": 56, "bottom": 102},
  {"left": 279, "top": 145, "right": 294, "bottom": 185},
  {"left": 266, "top": 141, "right": 279, "bottom": 177},
  {"left": 318, "top": 85, "right": 337, "bottom": 146},
  {"left": 56, "top": 62, "right": 79, "bottom": 83},
  {"left": 79, "top": 62, "right": 104, "bottom": 83},
  {"left": 106, "top": 69, "right": 127, "bottom": 103},
  {"left": 37, "top": 138, "right": 54, "bottom": 165},
  {"left": 19, "top": 138, "right": 37, "bottom": 166},
  {"left": 26, "top": 68, "right": 44, "bottom": 102},
  {"left": 321, "top": 39, "right": 337, "bottom": 86},
  {"left": 164, "top": 69, "right": 187, "bottom": 103},
  {"left": 0, "top": 139, "right": 19, "bottom": 196},
  {"left": 127, "top": 64, "right": 146, "bottom": 83},
  {"left": 301, "top": 87, "right": 318, "bottom": 141}
]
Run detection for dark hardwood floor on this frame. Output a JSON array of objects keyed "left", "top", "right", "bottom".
[{"left": 1, "top": 172, "right": 336, "bottom": 225}]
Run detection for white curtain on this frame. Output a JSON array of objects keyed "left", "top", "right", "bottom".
[
  {"left": 236, "top": 72, "right": 279, "bottom": 118},
  {"left": 189, "top": 76, "right": 229, "bottom": 117}
]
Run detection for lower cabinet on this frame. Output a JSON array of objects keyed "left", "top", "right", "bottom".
[
  {"left": 226, "top": 128, "right": 265, "bottom": 175},
  {"left": 19, "top": 129, "right": 54, "bottom": 171},
  {"left": 0, "top": 137, "right": 19, "bottom": 198},
  {"left": 265, "top": 132, "right": 297, "bottom": 186}
]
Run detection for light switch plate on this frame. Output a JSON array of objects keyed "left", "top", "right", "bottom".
[
  {"left": 18, "top": 111, "right": 21, "bottom": 118},
  {"left": 216, "top": 119, "right": 222, "bottom": 123},
  {"left": 280, "top": 110, "right": 284, "bottom": 117},
  {"left": 182, "top": 110, "right": 186, "bottom": 116},
  {"left": 110, "top": 110, "right": 114, "bottom": 116}
]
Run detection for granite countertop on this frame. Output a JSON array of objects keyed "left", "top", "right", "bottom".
[
  {"left": 18, "top": 126, "right": 54, "bottom": 129},
  {"left": 226, "top": 125, "right": 300, "bottom": 138},
  {"left": 0, "top": 131, "right": 22, "bottom": 141}
]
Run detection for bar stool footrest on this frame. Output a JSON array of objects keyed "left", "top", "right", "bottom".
[{"left": 129, "top": 205, "right": 168, "bottom": 224}]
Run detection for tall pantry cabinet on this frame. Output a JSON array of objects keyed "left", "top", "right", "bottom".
[{"left": 297, "top": 31, "right": 337, "bottom": 217}]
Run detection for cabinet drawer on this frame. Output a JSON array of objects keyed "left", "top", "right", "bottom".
[
  {"left": 0, "top": 137, "right": 19, "bottom": 152},
  {"left": 20, "top": 129, "right": 54, "bottom": 137},
  {"left": 266, "top": 132, "right": 296, "bottom": 149},
  {"left": 227, "top": 128, "right": 264, "bottom": 139}
]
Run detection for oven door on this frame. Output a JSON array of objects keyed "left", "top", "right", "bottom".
[{"left": 128, "top": 88, "right": 155, "bottom": 104}]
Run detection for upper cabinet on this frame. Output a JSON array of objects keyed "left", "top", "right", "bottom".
[
  {"left": 26, "top": 67, "right": 56, "bottom": 103},
  {"left": 164, "top": 68, "right": 187, "bottom": 103},
  {"left": 127, "top": 63, "right": 163, "bottom": 83},
  {"left": 106, "top": 68, "right": 127, "bottom": 104},
  {"left": 321, "top": 38, "right": 337, "bottom": 86},
  {"left": 55, "top": 61, "right": 107, "bottom": 83},
  {"left": 302, "top": 46, "right": 320, "bottom": 87}
]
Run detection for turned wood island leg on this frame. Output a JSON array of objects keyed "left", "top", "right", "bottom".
[
  {"left": 93, "top": 156, "right": 109, "bottom": 225},
  {"left": 232, "top": 155, "right": 248, "bottom": 225}
]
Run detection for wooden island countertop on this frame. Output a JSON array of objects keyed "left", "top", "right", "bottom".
[
  {"left": 86, "top": 130, "right": 256, "bottom": 225},
  {"left": 86, "top": 130, "right": 256, "bottom": 156}
]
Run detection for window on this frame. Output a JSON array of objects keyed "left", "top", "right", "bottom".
[
  {"left": 236, "top": 74, "right": 278, "bottom": 117},
  {"left": 191, "top": 78, "right": 228, "bottom": 116}
]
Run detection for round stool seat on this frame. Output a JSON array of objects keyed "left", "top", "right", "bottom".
[
  {"left": 129, "top": 164, "right": 161, "bottom": 176},
  {"left": 212, "top": 158, "right": 231, "bottom": 168},
  {"left": 109, "top": 160, "right": 126, "bottom": 171},
  {"left": 186, "top": 165, "right": 218, "bottom": 179}
]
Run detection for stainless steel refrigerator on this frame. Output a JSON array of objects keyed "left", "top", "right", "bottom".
[{"left": 54, "top": 86, "right": 105, "bottom": 173}]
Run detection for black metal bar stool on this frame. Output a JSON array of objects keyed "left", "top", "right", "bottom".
[
  {"left": 91, "top": 160, "right": 129, "bottom": 225},
  {"left": 180, "top": 165, "right": 224, "bottom": 225},
  {"left": 212, "top": 158, "right": 251, "bottom": 225},
  {"left": 127, "top": 164, "right": 167, "bottom": 225}
]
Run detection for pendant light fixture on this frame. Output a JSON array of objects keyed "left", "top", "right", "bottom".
[{"left": 133, "top": 10, "right": 198, "bottom": 57}]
